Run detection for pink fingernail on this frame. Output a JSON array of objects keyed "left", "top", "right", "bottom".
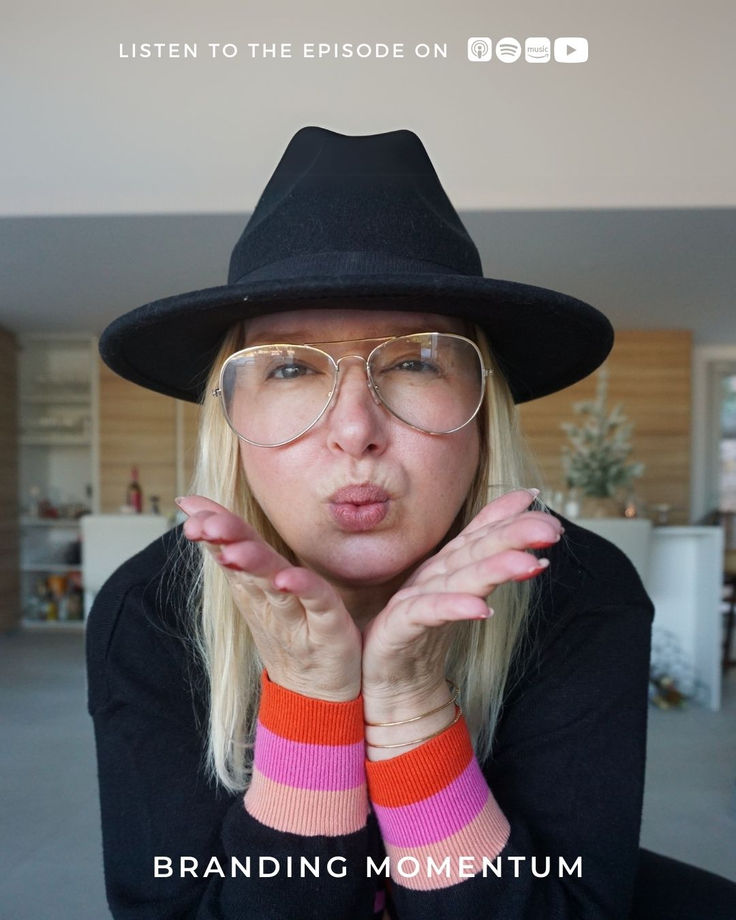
[
  {"left": 271, "top": 574, "right": 291, "bottom": 593},
  {"left": 512, "top": 558, "right": 550, "bottom": 581}
]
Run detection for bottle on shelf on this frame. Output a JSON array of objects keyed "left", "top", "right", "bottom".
[
  {"left": 126, "top": 467, "right": 143, "bottom": 513},
  {"left": 28, "top": 485, "right": 41, "bottom": 518}
]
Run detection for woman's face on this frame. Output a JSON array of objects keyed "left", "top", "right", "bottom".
[{"left": 238, "top": 308, "right": 482, "bottom": 612}]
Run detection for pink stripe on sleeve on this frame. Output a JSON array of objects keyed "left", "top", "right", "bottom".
[
  {"left": 372, "top": 757, "right": 489, "bottom": 847},
  {"left": 383, "top": 797, "right": 511, "bottom": 890},
  {"left": 253, "top": 723, "right": 365, "bottom": 791}
]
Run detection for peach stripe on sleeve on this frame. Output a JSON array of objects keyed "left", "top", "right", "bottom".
[{"left": 244, "top": 766, "right": 369, "bottom": 836}]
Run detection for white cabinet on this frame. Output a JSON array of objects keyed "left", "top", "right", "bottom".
[
  {"left": 17, "top": 334, "right": 98, "bottom": 624},
  {"left": 81, "top": 514, "right": 170, "bottom": 615},
  {"left": 648, "top": 527, "right": 724, "bottom": 711},
  {"left": 575, "top": 518, "right": 653, "bottom": 585},
  {"left": 573, "top": 519, "right": 724, "bottom": 711}
]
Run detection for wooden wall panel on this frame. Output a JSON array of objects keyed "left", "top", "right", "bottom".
[
  {"left": 0, "top": 327, "right": 20, "bottom": 632},
  {"left": 518, "top": 330, "right": 692, "bottom": 522},
  {"left": 180, "top": 400, "right": 201, "bottom": 494},
  {"left": 98, "top": 361, "right": 178, "bottom": 515}
]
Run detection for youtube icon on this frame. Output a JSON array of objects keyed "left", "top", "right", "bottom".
[{"left": 554, "top": 37, "right": 589, "bottom": 63}]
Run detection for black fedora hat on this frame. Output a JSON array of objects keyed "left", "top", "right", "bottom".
[{"left": 99, "top": 126, "right": 613, "bottom": 404}]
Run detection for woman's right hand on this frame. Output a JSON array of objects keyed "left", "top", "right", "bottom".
[{"left": 177, "top": 495, "right": 362, "bottom": 702}]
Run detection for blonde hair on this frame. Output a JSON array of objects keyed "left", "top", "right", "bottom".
[{"left": 187, "top": 321, "right": 539, "bottom": 792}]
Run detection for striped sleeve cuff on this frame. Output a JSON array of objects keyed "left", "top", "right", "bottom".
[
  {"left": 244, "top": 672, "right": 369, "bottom": 836},
  {"left": 366, "top": 715, "right": 510, "bottom": 890}
]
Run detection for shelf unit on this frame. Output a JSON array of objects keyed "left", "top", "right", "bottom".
[{"left": 17, "top": 334, "right": 99, "bottom": 625}]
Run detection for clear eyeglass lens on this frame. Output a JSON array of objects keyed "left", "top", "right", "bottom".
[
  {"left": 219, "top": 333, "right": 485, "bottom": 446},
  {"left": 221, "top": 344, "right": 336, "bottom": 446},
  {"left": 368, "top": 334, "right": 484, "bottom": 433}
]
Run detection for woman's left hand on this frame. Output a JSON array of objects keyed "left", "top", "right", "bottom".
[{"left": 361, "top": 489, "right": 563, "bottom": 755}]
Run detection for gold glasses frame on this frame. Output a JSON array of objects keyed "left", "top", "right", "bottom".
[{"left": 213, "top": 331, "right": 492, "bottom": 448}]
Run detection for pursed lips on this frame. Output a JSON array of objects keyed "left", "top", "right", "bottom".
[{"left": 327, "top": 483, "right": 391, "bottom": 532}]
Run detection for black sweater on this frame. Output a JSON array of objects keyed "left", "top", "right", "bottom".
[{"left": 87, "top": 519, "right": 654, "bottom": 919}]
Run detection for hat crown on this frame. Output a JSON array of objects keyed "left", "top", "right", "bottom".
[
  {"left": 227, "top": 127, "right": 483, "bottom": 285},
  {"left": 100, "top": 125, "right": 613, "bottom": 407}
]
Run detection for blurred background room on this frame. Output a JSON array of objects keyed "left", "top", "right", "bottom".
[{"left": 1, "top": 1, "right": 735, "bottom": 917}]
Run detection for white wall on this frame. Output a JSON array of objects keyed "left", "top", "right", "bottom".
[{"left": 3, "top": 0, "right": 735, "bottom": 216}]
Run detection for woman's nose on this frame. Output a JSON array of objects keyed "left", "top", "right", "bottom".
[{"left": 324, "top": 358, "right": 388, "bottom": 457}]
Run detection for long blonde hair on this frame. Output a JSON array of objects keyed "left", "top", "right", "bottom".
[{"left": 187, "top": 321, "right": 539, "bottom": 792}]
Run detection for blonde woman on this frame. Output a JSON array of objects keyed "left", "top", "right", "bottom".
[{"left": 88, "top": 128, "right": 735, "bottom": 919}]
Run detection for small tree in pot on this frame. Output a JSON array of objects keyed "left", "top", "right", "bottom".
[{"left": 561, "top": 367, "right": 644, "bottom": 514}]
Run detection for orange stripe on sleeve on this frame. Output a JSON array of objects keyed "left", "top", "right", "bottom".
[
  {"left": 367, "top": 715, "right": 474, "bottom": 807},
  {"left": 258, "top": 671, "right": 364, "bottom": 745}
]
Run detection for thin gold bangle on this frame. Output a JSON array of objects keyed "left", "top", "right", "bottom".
[
  {"left": 364, "top": 683, "right": 458, "bottom": 728},
  {"left": 365, "top": 708, "right": 462, "bottom": 749}
]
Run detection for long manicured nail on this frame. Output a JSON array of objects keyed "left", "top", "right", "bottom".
[{"left": 513, "top": 558, "right": 550, "bottom": 581}]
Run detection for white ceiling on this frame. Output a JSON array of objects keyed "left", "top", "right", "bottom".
[
  {"left": 3, "top": 0, "right": 736, "bottom": 216},
  {"left": 2, "top": 1, "right": 735, "bottom": 342}
]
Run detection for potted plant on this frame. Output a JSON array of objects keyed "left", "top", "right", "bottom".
[{"left": 561, "top": 368, "right": 644, "bottom": 517}]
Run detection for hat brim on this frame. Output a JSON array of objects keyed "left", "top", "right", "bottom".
[{"left": 99, "top": 273, "right": 613, "bottom": 405}]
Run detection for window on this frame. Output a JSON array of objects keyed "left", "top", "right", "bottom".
[{"left": 719, "top": 372, "right": 736, "bottom": 511}]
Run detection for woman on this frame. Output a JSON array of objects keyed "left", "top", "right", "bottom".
[{"left": 88, "top": 127, "right": 734, "bottom": 919}]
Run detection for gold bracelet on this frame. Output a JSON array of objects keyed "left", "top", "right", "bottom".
[
  {"left": 364, "top": 683, "right": 458, "bottom": 728},
  {"left": 365, "top": 708, "right": 462, "bottom": 749}
]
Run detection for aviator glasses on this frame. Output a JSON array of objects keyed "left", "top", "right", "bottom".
[{"left": 213, "top": 332, "right": 491, "bottom": 447}]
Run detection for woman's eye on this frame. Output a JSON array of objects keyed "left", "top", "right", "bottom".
[
  {"left": 268, "top": 363, "right": 314, "bottom": 380},
  {"left": 392, "top": 359, "right": 440, "bottom": 374}
]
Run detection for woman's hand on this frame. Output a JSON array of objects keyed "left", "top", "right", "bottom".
[
  {"left": 360, "top": 489, "right": 563, "bottom": 754},
  {"left": 177, "top": 495, "right": 362, "bottom": 702}
]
